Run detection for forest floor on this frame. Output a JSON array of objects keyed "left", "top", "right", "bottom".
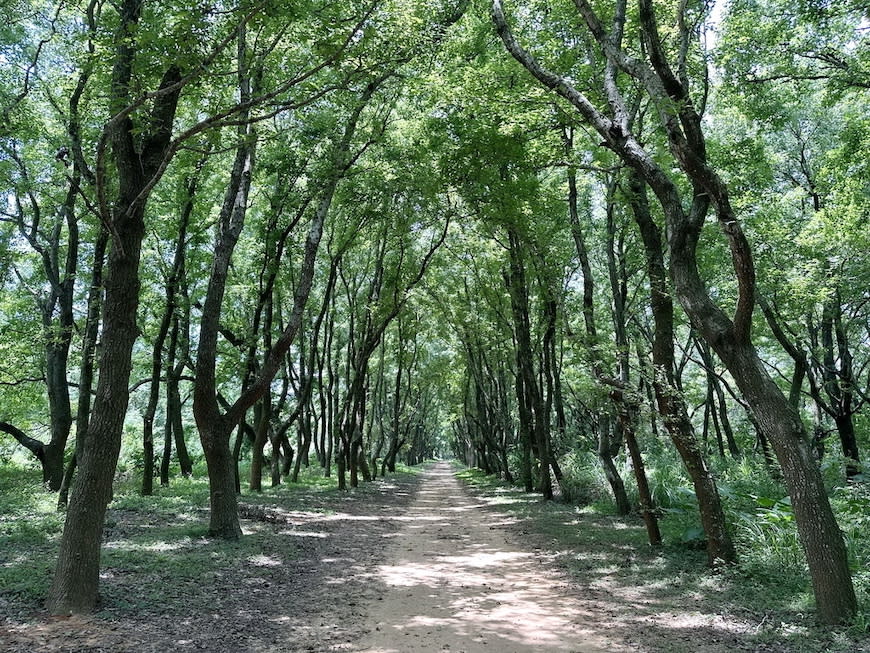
[{"left": 2, "top": 461, "right": 868, "bottom": 652}]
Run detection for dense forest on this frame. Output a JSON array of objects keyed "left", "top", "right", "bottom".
[{"left": 1, "top": 0, "right": 868, "bottom": 641}]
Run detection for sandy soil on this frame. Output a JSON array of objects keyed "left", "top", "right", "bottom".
[{"left": 353, "top": 462, "right": 620, "bottom": 653}]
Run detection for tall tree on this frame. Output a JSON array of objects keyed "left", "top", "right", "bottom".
[
  {"left": 492, "top": 0, "right": 856, "bottom": 622},
  {"left": 47, "top": 0, "right": 185, "bottom": 614}
]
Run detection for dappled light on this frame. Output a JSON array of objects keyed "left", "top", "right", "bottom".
[
  {"left": 0, "top": 0, "right": 867, "bottom": 643},
  {"left": 2, "top": 461, "right": 866, "bottom": 651},
  {"left": 355, "top": 464, "right": 618, "bottom": 652}
]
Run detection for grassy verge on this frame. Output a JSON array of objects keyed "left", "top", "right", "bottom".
[
  {"left": 454, "top": 465, "right": 870, "bottom": 653},
  {"left": 0, "top": 461, "right": 419, "bottom": 618}
]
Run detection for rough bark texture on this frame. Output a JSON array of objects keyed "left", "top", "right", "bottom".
[
  {"left": 629, "top": 172, "right": 735, "bottom": 565},
  {"left": 492, "top": 0, "right": 855, "bottom": 622},
  {"left": 192, "top": 92, "right": 256, "bottom": 534},
  {"left": 46, "top": 0, "right": 182, "bottom": 614}
]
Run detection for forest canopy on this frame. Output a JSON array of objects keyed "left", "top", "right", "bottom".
[{"left": 0, "top": 0, "right": 868, "bottom": 628}]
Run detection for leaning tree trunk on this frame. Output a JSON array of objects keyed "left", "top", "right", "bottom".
[
  {"left": 47, "top": 186, "right": 175, "bottom": 612},
  {"left": 628, "top": 171, "right": 735, "bottom": 564},
  {"left": 47, "top": 199, "right": 150, "bottom": 613},
  {"left": 563, "top": 160, "right": 657, "bottom": 533},
  {"left": 46, "top": 0, "right": 182, "bottom": 611},
  {"left": 492, "top": 0, "right": 855, "bottom": 622},
  {"left": 597, "top": 416, "right": 632, "bottom": 515}
]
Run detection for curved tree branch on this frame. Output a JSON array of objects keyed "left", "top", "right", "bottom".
[{"left": 0, "top": 421, "right": 46, "bottom": 460}]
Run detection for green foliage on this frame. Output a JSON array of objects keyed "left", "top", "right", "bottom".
[
  {"left": 644, "top": 451, "right": 870, "bottom": 629},
  {"left": 832, "top": 482, "right": 870, "bottom": 618},
  {"left": 0, "top": 0, "right": 867, "bottom": 632},
  {"left": 556, "top": 450, "right": 615, "bottom": 508},
  {"left": 717, "top": 0, "right": 870, "bottom": 97}
]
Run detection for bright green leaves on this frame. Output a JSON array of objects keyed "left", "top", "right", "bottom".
[{"left": 717, "top": 0, "right": 870, "bottom": 96}]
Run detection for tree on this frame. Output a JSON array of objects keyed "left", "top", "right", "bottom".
[
  {"left": 47, "top": 0, "right": 187, "bottom": 613},
  {"left": 711, "top": 67, "right": 868, "bottom": 479},
  {"left": 492, "top": 0, "right": 855, "bottom": 622},
  {"left": 0, "top": 1, "right": 98, "bottom": 490},
  {"left": 717, "top": 0, "right": 870, "bottom": 92}
]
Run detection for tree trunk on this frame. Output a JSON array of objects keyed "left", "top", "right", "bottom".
[
  {"left": 201, "top": 419, "right": 243, "bottom": 539},
  {"left": 506, "top": 227, "right": 540, "bottom": 495},
  {"left": 59, "top": 228, "right": 107, "bottom": 509},
  {"left": 631, "top": 173, "right": 736, "bottom": 562},
  {"left": 603, "top": 187, "right": 660, "bottom": 544},
  {"left": 250, "top": 400, "right": 270, "bottom": 492},
  {"left": 142, "top": 305, "right": 172, "bottom": 495},
  {"left": 46, "top": 0, "right": 182, "bottom": 609},
  {"left": 598, "top": 418, "right": 631, "bottom": 515},
  {"left": 820, "top": 295, "right": 861, "bottom": 478},
  {"left": 47, "top": 196, "right": 149, "bottom": 613}
]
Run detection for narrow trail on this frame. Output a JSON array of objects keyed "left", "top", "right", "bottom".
[
  {"left": 4, "top": 463, "right": 820, "bottom": 652},
  {"left": 354, "top": 462, "right": 621, "bottom": 653}
]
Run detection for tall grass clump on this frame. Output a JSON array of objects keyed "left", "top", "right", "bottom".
[{"left": 556, "top": 450, "right": 616, "bottom": 508}]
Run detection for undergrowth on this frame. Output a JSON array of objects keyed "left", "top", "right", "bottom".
[
  {"left": 460, "top": 450, "right": 870, "bottom": 651},
  {"left": 0, "top": 460, "right": 419, "bottom": 616}
]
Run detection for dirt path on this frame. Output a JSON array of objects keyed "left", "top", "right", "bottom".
[
  {"left": 4, "top": 462, "right": 862, "bottom": 652},
  {"left": 353, "top": 462, "right": 621, "bottom": 653}
]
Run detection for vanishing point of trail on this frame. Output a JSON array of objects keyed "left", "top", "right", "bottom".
[{"left": 354, "top": 461, "right": 619, "bottom": 652}]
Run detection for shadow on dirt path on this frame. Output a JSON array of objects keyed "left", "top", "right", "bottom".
[
  {"left": 4, "top": 462, "right": 864, "bottom": 652},
  {"left": 353, "top": 461, "right": 620, "bottom": 652}
]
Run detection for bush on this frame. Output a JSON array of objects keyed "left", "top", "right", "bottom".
[{"left": 556, "top": 450, "right": 614, "bottom": 507}]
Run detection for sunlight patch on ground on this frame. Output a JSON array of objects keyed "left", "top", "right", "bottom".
[
  {"left": 478, "top": 495, "right": 530, "bottom": 507},
  {"left": 359, "top": 465, "right": 619, "bottom": 653},
  {"left": 387, "top": 515, "right": 442, "bottom": 523},
  {"left": 440, "top": 550, "right": 530, "bottom": 568},
  {"left": 247, "top": 553, "right": 282, "bottom": 567},
  {"left": 103, "top": 538, "right": 193, "bottom": 552},
  {"left": 277, "top": 528, "right": 328, "bottom": 538}
]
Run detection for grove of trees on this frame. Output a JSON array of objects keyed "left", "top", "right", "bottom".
[{"left": 1, "top": 0, "right": 867, "bottom": 625}]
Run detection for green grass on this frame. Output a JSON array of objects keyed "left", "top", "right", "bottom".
[
  {"left": 0, "top": 459, "right": 417, "bottom": 615},
  {"left": 455, "top": 458, "right": 870, "bottom": 652},
  {"left": 0, "top": 467, "right": 65, "bottom": 604}
]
